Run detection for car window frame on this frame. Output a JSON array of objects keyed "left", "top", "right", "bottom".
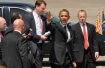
[{"left": 0, "top": 7, "right": 3, "bottom": 17}]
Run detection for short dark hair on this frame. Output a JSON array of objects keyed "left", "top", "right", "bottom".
[
  {"left": 35, "top": 0, "right": 47, "bottom": 8},
  {"left": 11, "top": 12, "right": 22, "bottom": 24},
  {"left": 59, "top": 9, "right": 70, "bottom": 16},
  {"left": 0, "top": 60, "right": 7, "bottom": 67}
]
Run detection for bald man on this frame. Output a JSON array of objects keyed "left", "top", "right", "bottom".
[
  {"left": 0, "top": 17, "right": 6, "bottom": 59},
  {"left": 0, "top": 17, "right": 6, "bottom": 32},
  {"left": 0, "top": 17, "right": 6, "bottom": 42},
  {"left": 1, "top": 19, "right": 31, "bottom": 68}
]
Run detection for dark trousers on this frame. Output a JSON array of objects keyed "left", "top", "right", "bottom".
[
  {"left": 36, "top": 43, "right": 44, "bottom": 57},
  {"left": 77, "top": 48, "right": 96, "bottom": 68},
  {"left": 29, "top": 41, "right": 43, "bottom": 68},
  {"left": 51, "top": 53, "right": 73, "bottom": 68},
  {"left": 37, "top": 43, "right": 43, "bottom": 51}
]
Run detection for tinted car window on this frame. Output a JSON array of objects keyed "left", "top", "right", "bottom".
[
  {"left": 9, "top": 7, "right": 29, "bottom": 19},
  {"left": 0, "top": 8, "right": 2, "bottom": 17},
  {"left": 96, "top": 27, "right": 105, "bottom": 41}
]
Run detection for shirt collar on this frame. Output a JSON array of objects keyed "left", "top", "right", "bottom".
[
  {"left": 60, "top": 22, "right": 67, "bottom": 27},
  {"left": 14, "top": 30, "right": 22, "bottom": 34},
  {"left": 79, "top": 22, "right": 86, "bottom": 26},
  {"left": 33, "top": 11, "right": 39, "bottom": 18}
]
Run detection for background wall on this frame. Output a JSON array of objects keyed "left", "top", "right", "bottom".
[{"left": 1, "top": 0, "right": 105, "bottom": 23}]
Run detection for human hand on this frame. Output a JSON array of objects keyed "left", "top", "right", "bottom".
[
  {"left": 22, "top": 33, "right": 27, "bottom": 38},
  {"left": 95, "top": 52, "right": 99, "bottom": 60},
  {"left": 22, "top": 33, "right": 32, "bottom": 39},
  {"left": 46, "top": 11, "right": 53, "bottom": 22},
  {"left": 40, "top": 35, "right": 47, "bottom": 41},
  {"left": 72, "top": 61, "right": 76, "bottom": 68}
]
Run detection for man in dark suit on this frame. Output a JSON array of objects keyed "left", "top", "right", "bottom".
[
  {"left": 1, "top": 19, "right": 31, "bottom": 68},
  {"left": 71, "top": 10, "right": 99, "bottom": 68},
  {"left": 5, "top": 12, "right": 22, "bottom": 35},
  {"left": 23, "top": 0, "right": 47, "bottom": 51},
  {"left": 46, "top": 9, "right": 76, "bottom": 68},
  {"left": 23, "top": 0, "right": 47, "bottom": 67},
  {"left": 0, "top": 17, "right": 7, "bottom": 59}
]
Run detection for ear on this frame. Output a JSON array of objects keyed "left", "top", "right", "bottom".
[
  {"left": 36, "top": 5, "right": 39, "bottom": 8},
  {"left": 58, "top": 15, "right": 60, "bottom": 19}
]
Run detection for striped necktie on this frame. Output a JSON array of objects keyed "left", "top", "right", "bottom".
[
  {"left": 82, "top": 24, "right": 88, "bottom": 50},
  {"left": 38, "top": 16, "right": 43, "bottom": 34}
]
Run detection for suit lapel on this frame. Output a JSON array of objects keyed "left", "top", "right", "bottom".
[
  {"left": 77, "top": 23, "right": 83, "bottom": 37},
  {"left": 55, "top": 23, "right": 68, "bottom": 41},
  {"left": 29, "top": 13, "right": 37, "bottom": 34},
  {"left": 77, "top": 22, "right": 90, "bottom": 38},
  {"left": 86, "top": 23, "right": 90, "bottom": 38},
  {"left": 30, "top": 13, "right": 46, "bottom": 34},
  {"left": 67, "top": 24, "right": 71, "bottom": 36}
]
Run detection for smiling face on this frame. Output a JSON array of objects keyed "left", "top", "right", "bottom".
[{"left": 59, "top": 11, "right": 70, "bottom": 25}]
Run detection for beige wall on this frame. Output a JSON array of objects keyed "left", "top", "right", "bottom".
[{"left": 1, "top": 0, "right": 105, "bottom": 24}]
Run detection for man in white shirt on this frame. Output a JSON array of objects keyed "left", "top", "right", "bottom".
[{"left": 23, "top": 0, "right": 48, "bottom": 68}]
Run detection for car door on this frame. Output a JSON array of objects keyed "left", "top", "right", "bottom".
[
  {"left": 8, "top": 6, "right": 32, "bottom": 25},
  {"left": 0, "top": 7, "right": 3, "bottom": 17},
  {"left": 0, "top": 6, "right": 10, "bottom": 26}
]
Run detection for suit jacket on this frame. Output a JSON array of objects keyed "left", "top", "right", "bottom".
[
  {"left": 71, "top": 22, "right": 99, "bottom": 62},
  {"left": 0, "top": 31, "right": 5, "bottom": 59},
  {"left": 47, "top": 22, "right": 75, "bottom": 65},
  {"left": 5, "top": 24, "right": 13, "bottom": 35},
  {"left": 29, "top": 41, "right": 43, "bottom": 68},
  {"left": 23, "top": 12, "right": 46, "bottom": 43},
  {"left": 1, "top": 31, "right": 31, "bottom": 68}
]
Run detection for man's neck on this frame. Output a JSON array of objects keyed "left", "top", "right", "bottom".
[
  {"left": 14, "top": 30, "right": 22, "bottom": 34},
  {"left": 34, "top": 10, "right": 40, "bottom": 16}
]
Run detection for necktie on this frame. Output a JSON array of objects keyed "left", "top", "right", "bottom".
[
  {"left": 64, "top": 26, "right": 66, "bottom": 30},
  {"left": 38, "top": 16, "right": 43, "bottom": 34},
  {"left": 0, "top": 32, "right": 2, "bottom": 42},
  {"left": 64, "top": 26, "right": 68, "bottom": 41},
  {"left": 82, "top": 24, "right": 88, "bottom": 50}
]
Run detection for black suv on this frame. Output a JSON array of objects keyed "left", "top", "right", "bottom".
[
  {"left": 0, "top": 2, "right": 105, "bottom": 57},
  {"left": 96, "top": 25, "right": 105, "bottom": 56}
]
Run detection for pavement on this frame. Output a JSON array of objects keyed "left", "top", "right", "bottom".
[
  {"left": 42, "top": 57, "right": 105, "bottom": 68},
  {"left": 42, "top": 66, "right": 105, "bottom": 68},
  {"left": 1, "top": 0, "right": 105, "bottom": 68}
]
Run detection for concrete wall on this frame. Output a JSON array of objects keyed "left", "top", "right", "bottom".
[{"left": 1, "top": 0, "right": 105, "bottom": 23}]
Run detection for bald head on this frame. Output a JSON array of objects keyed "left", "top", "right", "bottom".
[
  {"left": 13, "top": 19, "right": 24, "bottom": 33},
  {"left": 0, "top": 17, "right": 6, "bottom": 31}
]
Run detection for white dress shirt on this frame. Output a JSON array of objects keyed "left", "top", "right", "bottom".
[
  {"left": 79, "top": 22, "right": 89, "bottom": 47},
  {"left": 33, "top": 11, "right": 43, "bottom": 36}
]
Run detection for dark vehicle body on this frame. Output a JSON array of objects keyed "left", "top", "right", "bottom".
[
  {"left": 0, "top": 2, "right": 105, "bottom": 58},
  {"left": 96, "top": 25, "right": 105, "bottom": 56}
]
